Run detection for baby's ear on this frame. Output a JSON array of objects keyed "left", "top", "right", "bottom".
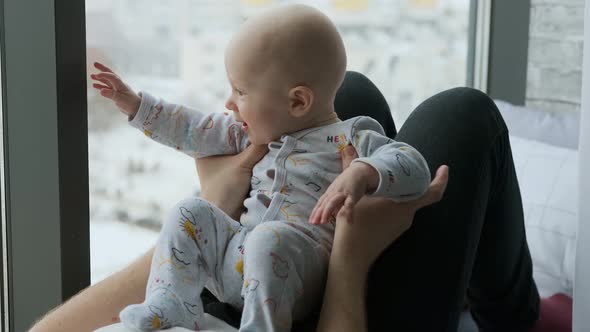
[{"left": 288, "top": 85, "right": 314, "bottom": 118}]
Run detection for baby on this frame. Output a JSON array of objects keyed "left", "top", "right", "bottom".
[{"left": 91, "top": 4, "right": 430, "bottom": 332}]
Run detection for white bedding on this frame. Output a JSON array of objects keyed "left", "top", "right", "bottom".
[
  {"left": 495, "top": 99, "right": 579, "bottom": 298},
  {"left": 95, "top": 313, "right": 238, "bottom": 332},
  {"left": 510, "top": 135, "right": 578, "bottom": 297}
]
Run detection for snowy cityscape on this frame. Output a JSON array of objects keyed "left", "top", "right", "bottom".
[{"left": 85, "top": 0, "right": 469, "bottom": 283}]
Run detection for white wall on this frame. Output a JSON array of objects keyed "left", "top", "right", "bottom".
[
  {"left": 527, "top": 0, "right": 585, "bottom": 114},
  {"left": 574, "top": 0, "right": 590, "bottom": 330}
]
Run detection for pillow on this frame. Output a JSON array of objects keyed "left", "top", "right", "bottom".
[
  {"left": 509, "top": 135, "right": 578, "bottom": 297},
  {"left": 495, "top": 100, "right": 580, "bottom": 150}
]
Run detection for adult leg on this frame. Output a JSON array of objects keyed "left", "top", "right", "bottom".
[
  {"left": 29, "top": 247, "right": 154, "bottom": 332},
  {"left": 366, "top": 88, "right": 539, "bottom": 331},
  {"left": 335, "top": 71, "right": 397, "bottom": 138}
]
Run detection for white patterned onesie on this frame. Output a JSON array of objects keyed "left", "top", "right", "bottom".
[{"left": 119, "top": 92, "right": 431, "bottom": 332}]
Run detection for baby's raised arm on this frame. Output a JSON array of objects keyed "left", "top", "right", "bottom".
[
  {"left": 91, "top": 62, "right": 141, "bottom": 117},
  {"left": 90, "top": 62, "right": 249, "bottom": 158}
]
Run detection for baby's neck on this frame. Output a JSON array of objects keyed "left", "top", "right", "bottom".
[
  {"left": 281, "top": 108, "right": 340, "bottom": 138},
  {"left": 300, "top": 110, "right": 340, "bottom": 132},
  {"left": 312, "top": 111, "right": 340, "bottom": 127}
]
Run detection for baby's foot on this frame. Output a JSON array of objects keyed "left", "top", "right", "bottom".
[{"left": 120, "top": 287, "right": 203, "bottom": 331}]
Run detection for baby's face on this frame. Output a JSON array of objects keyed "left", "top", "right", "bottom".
[
  {"left": 223, "top": 4, "right": 345, "bottom": 145},
  {"left": 224, "top": 50, "right": 293, "bottom": 145}
]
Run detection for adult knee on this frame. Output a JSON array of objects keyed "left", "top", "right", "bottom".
[{"left": 438, "top": 87, "right": 505, "bottom": 130}]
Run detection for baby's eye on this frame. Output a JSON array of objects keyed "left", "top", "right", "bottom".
[{"left": 234, "top": 88, "right": 244, "bottom": 96}]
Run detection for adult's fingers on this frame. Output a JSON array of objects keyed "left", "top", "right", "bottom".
[
  {"left": 412, "top": 165, "right": 449, "bottom": 210},
  {"left": 238, "top": 144, "right": 269, "bottom": 170},
  {"left": 340, "top": 144, "right": 359, "bottom": 171},
  {"left": 343, "top": 195, "right": 356, "bottom": 215},
  {"left": 336, "top": 202, "right": 354, "bottom": 225}
]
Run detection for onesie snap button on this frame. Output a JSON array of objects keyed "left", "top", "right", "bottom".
[
  {"left": 255, "top": 193, "right": 272, "bottom": 208},
  {"left": 266, "top": 168, "right": 276, "bottom": 180}
]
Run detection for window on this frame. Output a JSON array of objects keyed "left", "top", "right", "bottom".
[{"left": 86, "top": 0, "right": 470, "bottom": 283}]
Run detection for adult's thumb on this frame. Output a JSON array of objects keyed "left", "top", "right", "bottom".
[
  {"left": 239, "top": 144, "right": 269, "bottom": 169},
  {"left": 340, "top": 144, "right": 359, "bottom": 170},
  {"left": 414, "top": 165, "right": 449, "bottom": 209}
]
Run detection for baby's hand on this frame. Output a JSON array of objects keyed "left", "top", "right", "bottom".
[
  {"left": 90, "top": 62, "right": 141, "bottom": 117},
  {"left": 309, "top": 162, "right": 379, "bottom": 225}
]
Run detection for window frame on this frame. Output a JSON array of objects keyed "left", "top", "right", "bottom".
[
  {"left": 0, "top": 0, "right": 89, "bottom": 330},
  {"left": 467, "top": 0, "right": 531, "bottom": 105}
]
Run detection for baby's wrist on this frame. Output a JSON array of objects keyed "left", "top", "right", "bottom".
[
  {"left": 351, "top": 162, "right": 379, "bottom": 193},
  {"left": 127, "top": 94, "right": 141, "bottom": 120}
]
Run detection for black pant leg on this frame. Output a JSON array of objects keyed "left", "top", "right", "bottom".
[
  {"left": 467, "top": 126, "right": 540, "bottom": 332},
  {"left": 335, "top": 71, "right": 397, "bottom": 138},
  {"left": 365, "top": 87, "right": 539, "bottom": 331}
]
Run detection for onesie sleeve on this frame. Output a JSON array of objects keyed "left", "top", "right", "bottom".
[
  {"left": 128, "top": 91, "right": 249, "bottom": 158},
  {"left": 349, "top": 116, "right": 430, "bottom": 202}
]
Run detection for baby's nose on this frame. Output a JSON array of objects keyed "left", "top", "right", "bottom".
[{"left": 225, "top": 98, "right": 236, "bottom": 112}]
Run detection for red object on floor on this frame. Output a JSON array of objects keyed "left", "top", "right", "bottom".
[{"left": 529, "top": 293, "right": 572, "bottom": 332}]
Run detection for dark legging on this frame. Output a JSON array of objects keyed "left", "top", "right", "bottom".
[
  {"left": 202, "top": 71, "right": 540, "bottom": 331},
  {"left": 336, "top": 71, "right": 540, "bottom": 331}
]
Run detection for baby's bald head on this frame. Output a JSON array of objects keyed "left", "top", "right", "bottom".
[{"left": 225, "top": 4, "right": 347, "bottom": 106}]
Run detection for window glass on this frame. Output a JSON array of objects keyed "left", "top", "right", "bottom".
[{"left": 86, "top": 0, "right": 469, "bottom": 283}]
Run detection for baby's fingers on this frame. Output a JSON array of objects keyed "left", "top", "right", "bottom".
[
  {"left": 320, "top": 193, "right": 346, "bottom": 224},
  {"left": 93, "top": 62, "right": 115, "bottom": 73},
  {"left": 91, "top": 73, "right": 112, "bottom": 84},
  {"left": 310, "top": 194, "right": 327, "bottom": 224},
  {"left": 91, "top": 75, "right": 113, "bottom": 88},
  {"left": 99, "top": 89, "right": 117, "bottom": 99},
  {"left": 92, "top": 72, "right": 129, "bottom": 91},
  {"left": 92, "top": 83, "right": 110, "bottom": 90},
  {"left": 310, "top": 204, "right": 323, "bottom": 225}
]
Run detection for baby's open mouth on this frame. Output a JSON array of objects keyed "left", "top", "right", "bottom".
[{"left": 242, "top": 122, "right": 248, "bottom": 130}]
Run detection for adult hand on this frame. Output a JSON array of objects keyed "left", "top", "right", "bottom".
[
  {"left": 333, "top": 144, "right": 449, "bottom": 271},
  {"left": 196, "top": 144, "right": 268, "bottom": 220}
]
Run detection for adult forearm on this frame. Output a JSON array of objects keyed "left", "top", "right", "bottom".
[
  {"left": 317, "top": 241, "right": 368, "bottom": 332},
  {"left": 201, "top": 191, "right": 243, "bottom": 221},
  {"left": 316, "top": 196, "right": 416, "bottom": 332},
  {"left": 29, "top": 247, "right": 154, "bottom": 332}
]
